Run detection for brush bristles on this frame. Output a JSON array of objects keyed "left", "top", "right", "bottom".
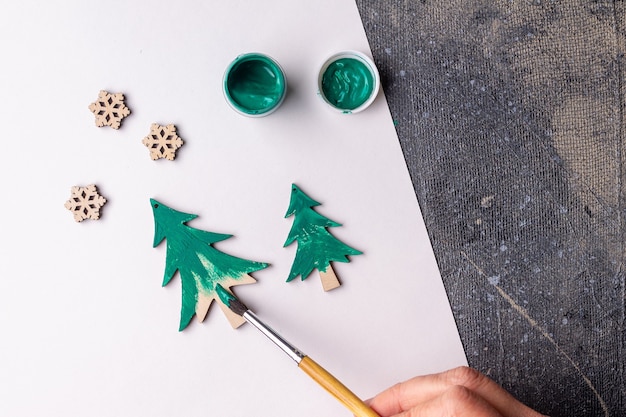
[
  {"left": 215, "top": 283, "right": 249, "bottom": 316},
  {"left": 227, "top": 297, "right": 249, "bottom": 316}
]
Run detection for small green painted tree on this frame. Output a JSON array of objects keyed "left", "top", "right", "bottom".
[
  {"left": 150, "top": 199, "right": 268, "bottom": 330},
  {"left": 284, "top": 184, "right": 362, "bottom": 291}
]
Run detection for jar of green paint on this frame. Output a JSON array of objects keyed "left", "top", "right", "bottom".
[
  {"left": 318, "top": 50, "right": 380, "bottom": 114},
  {"left": 223, "top": 53, "right": 287, "bottom": 117}
]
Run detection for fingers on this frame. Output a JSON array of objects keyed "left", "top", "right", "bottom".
[
  {"left": 393, "top": 385, "right": 503, "bottom": 417},
  {"left": 369, "top": 367, "right": 488, "bottom": 415},
  {"left": 369, "top": 367, "right": 545, "bottom": 417}
]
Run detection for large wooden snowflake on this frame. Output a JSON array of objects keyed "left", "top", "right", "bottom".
[
  {"left": 64, "top": 184, "right": 107, "bottom": 222},
  {"left": 88, "top": 90, "right": 131, "bottom": 129},
  {"left": 142, "top": 123, "right": 184, "bottom": 160}
]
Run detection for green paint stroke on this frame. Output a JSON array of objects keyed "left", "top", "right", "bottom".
[
  {"left": 150, "top": 199, "right": 268, "bottom": 330},
  {"left": 283, "top": 184, "right": 362, "bottom": 282},
  {"left": 321, "top": 57, "right": 374, "bottom": 111},
  {"left": 224, "top": 53, "right": 286, "bottom": 115},
  {"left": 215, "top": 283, "right": 236, "bottom": 308}
]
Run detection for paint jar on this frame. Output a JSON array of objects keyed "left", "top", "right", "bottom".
[
  {"left": 223, "top": 53, "right": 287, "bottom": 117},
  {"left": 318, "top": 51, "right": 380, "bottom": 114}
]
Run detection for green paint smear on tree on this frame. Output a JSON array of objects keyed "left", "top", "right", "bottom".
[
  {"left": 321, "top": 57, "right": 374, "bottom": 111},
  {"left": 150, "top": 199, "right": 268, "bottom": 330},
  {"left": 224, "top": 53, "right": 286, "bottom": 115},
  {"left": 284, "top": 184, "right": 362, "bottom": 282},
  {"left": 215, "top": 283, "right": 236, "bottom": 308}
]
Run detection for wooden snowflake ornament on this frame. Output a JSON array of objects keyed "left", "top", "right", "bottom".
[
  {"left": 88, "top": 90, "right": 130, "bottom": 129},
  {"left": 64, "top": 184, "right": 107, "bottom": 222},
  {"left": 142, "top": 123, "right": 184, "bottom": 161}
]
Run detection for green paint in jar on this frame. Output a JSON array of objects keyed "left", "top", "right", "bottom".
[
  {"left": 318, "top": 51, "right": 379, "bottom": 114},
  {"left": 223, "top": 53, "right": 287, "bottom": 117}
]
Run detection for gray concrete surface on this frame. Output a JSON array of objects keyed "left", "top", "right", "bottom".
[{"left": 356, "top": 1, "right": 625, "bottom": 415}]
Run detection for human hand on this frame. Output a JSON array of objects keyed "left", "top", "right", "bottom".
[{"left": 368, "top": 366, "right": 546, "bottom": 417}]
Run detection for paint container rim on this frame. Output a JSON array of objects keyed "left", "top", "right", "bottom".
[
  {"left": 223, "top": 52, "right": 287, "bottom": 117},
  {"left": 317, "top": 50, "right": 380, "bottom": 114}
]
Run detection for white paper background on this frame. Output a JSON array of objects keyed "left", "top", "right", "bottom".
[{"left": 0, "top": 1, "right": 467, "bottom": 416}]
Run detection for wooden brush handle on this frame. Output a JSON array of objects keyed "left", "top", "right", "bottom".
[{"left": 298, "top": 356, "right": 380, "bottom": 417}]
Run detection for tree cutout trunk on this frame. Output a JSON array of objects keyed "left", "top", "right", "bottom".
[{"left": 319, "top": 265, "right": 341, "bottom": 291}]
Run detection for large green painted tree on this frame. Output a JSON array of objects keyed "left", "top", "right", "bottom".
[
  {"left": 284, "top": 184, "right": 362, "bottom": 291},
  {"left": 150, "top": 199, "right": 268, "bottom": 330}
]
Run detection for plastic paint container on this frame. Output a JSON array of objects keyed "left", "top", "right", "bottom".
[
  {"left": 223, "top": 53, "right": 287, "bottom": 117},
  {"left": 318, "top": 51, "right": 380, "bottom": 114}
]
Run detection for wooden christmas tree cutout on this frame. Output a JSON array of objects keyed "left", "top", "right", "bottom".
[
  {"left": 142, "top": 123, "right": 184, "bottom": 161},
  {"left": 284, "top": 184, "right": 362, "bottom": 291},
  {"left": 64, "top": 184, "right": 107, "bottom": 222},
  {"left": 88, "top": 90, "right": 130, "bottom": 129},
  {"left": 150, "top": 199, "right": 268, "bottom": 330}
]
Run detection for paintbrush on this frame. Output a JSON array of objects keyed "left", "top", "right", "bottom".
[{"left": 215, "top": 284, "right": 380, "bottom": 417}]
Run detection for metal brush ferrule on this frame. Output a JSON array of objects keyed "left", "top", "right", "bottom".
[{"left": 243, "top": 310, "right": 306, "bottom": 363}]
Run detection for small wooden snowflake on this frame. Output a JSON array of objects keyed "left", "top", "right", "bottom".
[
  {"left": 88, "top": 90, "right": 131, "bottom": 129},
  {"left": 142, "top": 123, "right": 184, "bottom": 161},
  {"left": 64, "top": 184, "right": 107, "bottom": 222}
]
